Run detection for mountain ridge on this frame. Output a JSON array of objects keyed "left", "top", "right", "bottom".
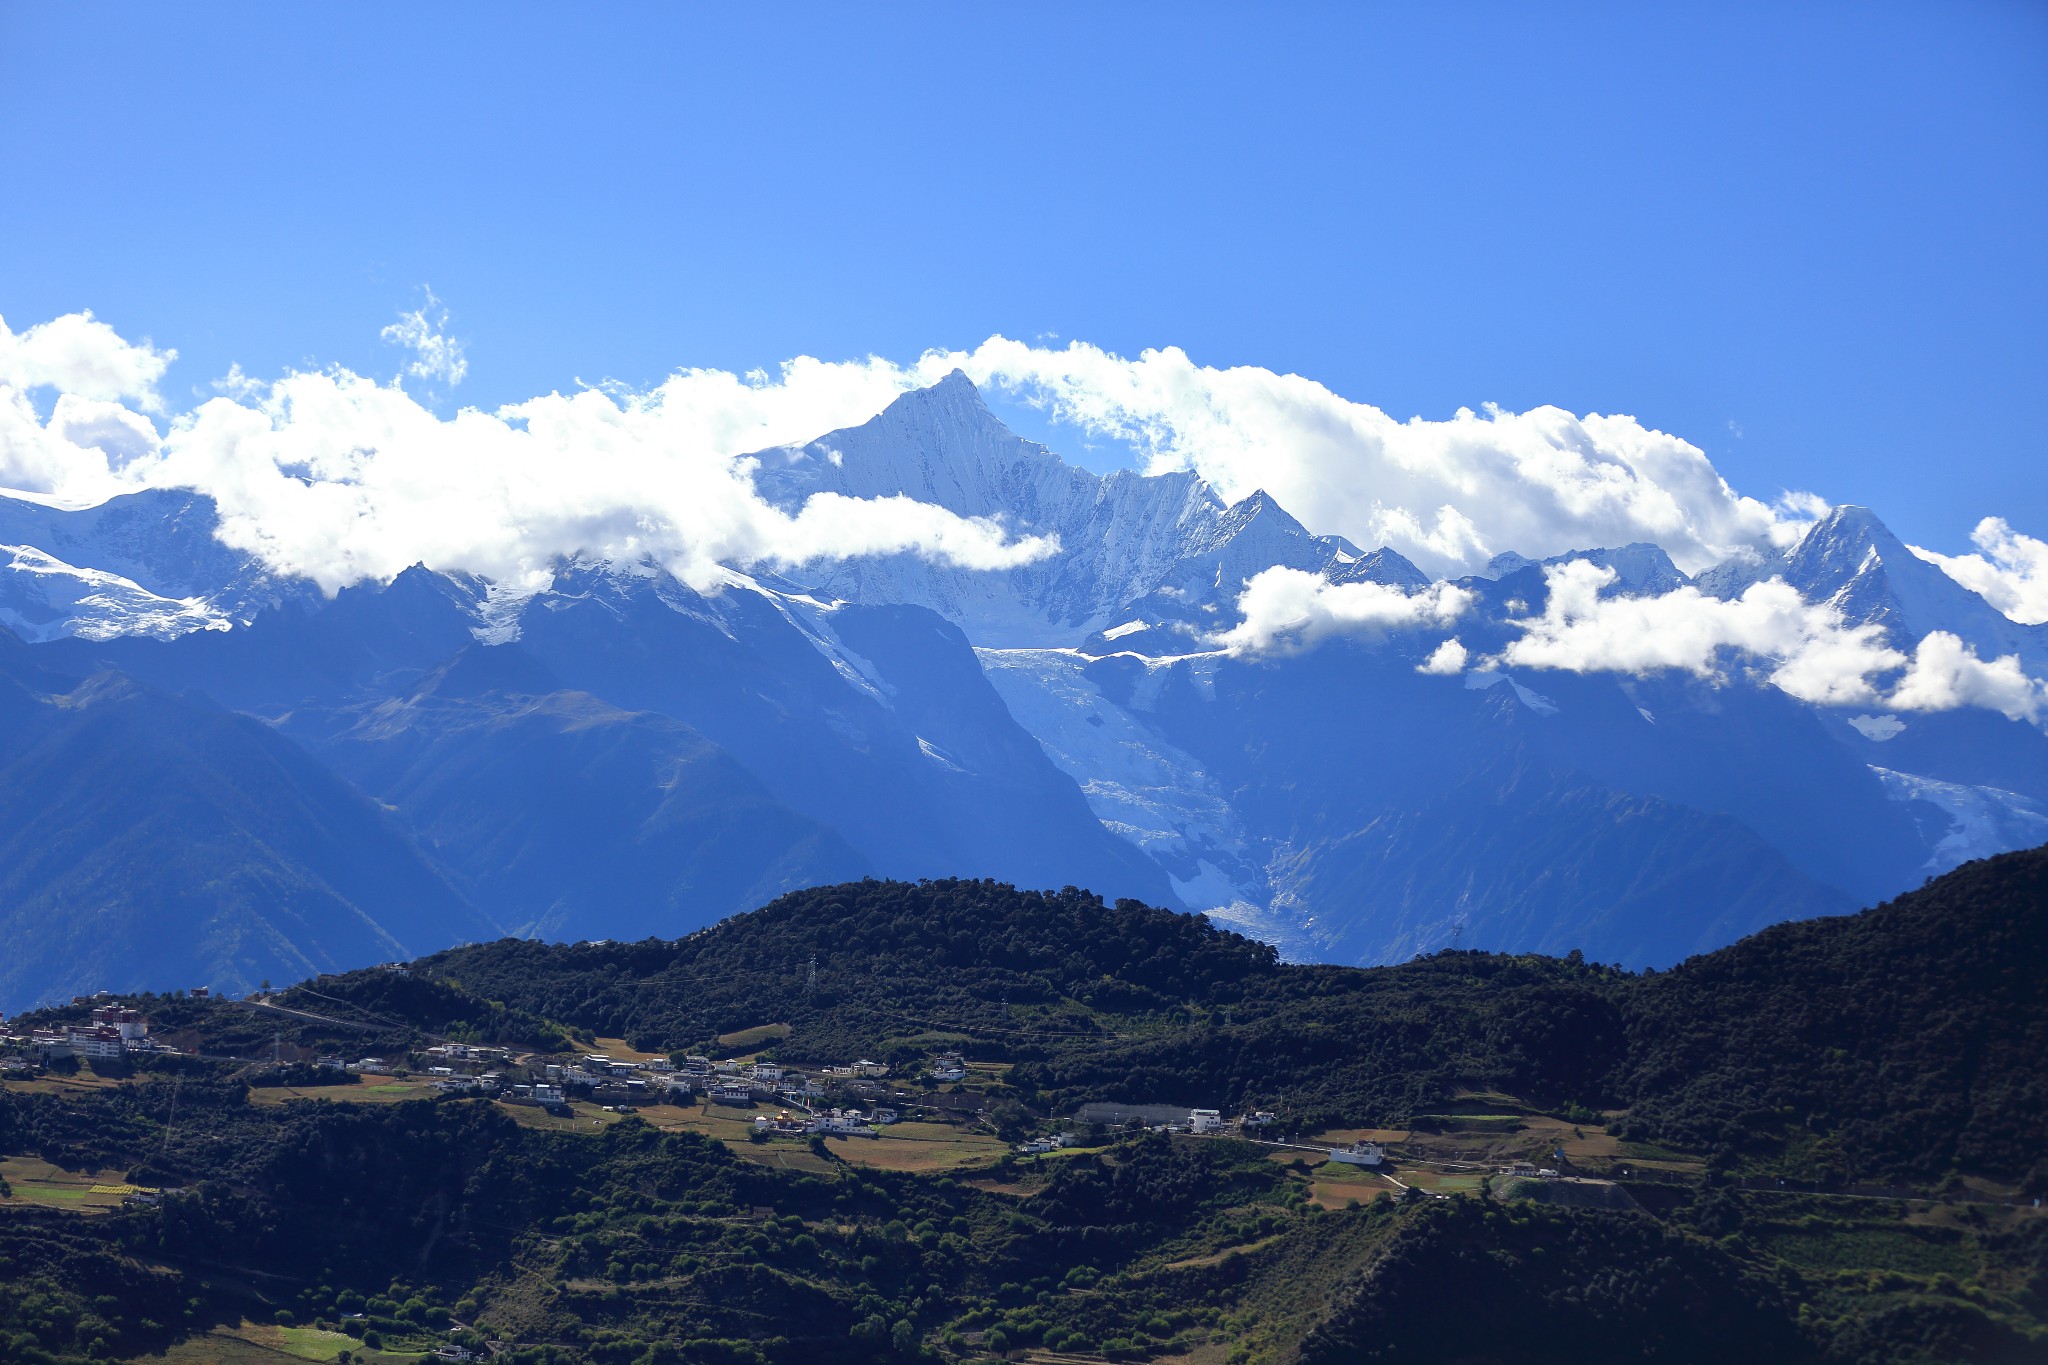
[{"left": 1, "top": 374, "right": 2045, "bottom": 996}]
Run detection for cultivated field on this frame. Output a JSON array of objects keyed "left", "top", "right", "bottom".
[
  {"left": 711, "top": 1023, "right": 790, "bottom": 1052},
  {"left": 0, "top": 1155, "right": 143, "bottom": 1214},
  {"left": 126, "top": 1319, "right": 413, "bottom": 1362},
  {"left": 246, "top": 1074, "right": 438, "bottom": 1106},
  {"left": 825, "top": 1120, "right": 1006, "bottom": 1172}
]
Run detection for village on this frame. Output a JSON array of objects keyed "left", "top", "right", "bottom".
[{"left": 0, "top": 994, "right": 1608, "bottom": 1206}]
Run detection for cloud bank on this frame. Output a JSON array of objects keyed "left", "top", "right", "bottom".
[
  {"left": 1213, "top": 566, "right": 1472, "bottom": 655},
  {"left": 1912, "top": 518, "right": 2048, "bottom": 627},
  {"left": 0, "top": 312, "right": 1054, "bottom": 592},
  {"left": 1493, "top": 561, "right": 2045, "bottom": 722},
  {"left": 9, "top": 311, "right": 1841, "bottom": 593},
  {"left": 939, "top": 339, "right": 1821, "bottom": 577},
  {"left": 2, "top": 308, "right": 2040, "bottom": 741}
]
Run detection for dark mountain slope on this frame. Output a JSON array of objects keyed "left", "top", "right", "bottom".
[
  {"left": 1297, "top": 1198, "right": 1814, "bottom": 1365},
  {"left": 9, "top": 851, "right": 2045, "bottom": 1365},
  {"left": 315, "top": 847, "right": 2048, "bottom": 1187},
  {"left": 1084, "top": 639, "right": 1874, "bottom": 966},
  {"left": 507, "top": 574, "right": 1178, "bottom": 907},
  {"left": 0, "top": 637, "right": 492, "bottom": 1010},
  {"left": 1614, "top": 845, "right": 2048, "bottom": 1186},
  {"left": 314, "top": 650, "right": 872, "bottom": 939},
  {"left": 1283, "top": 751, "right": 1853, "bottom": 967},
  {"left": 37, "top": 563, "right": 489, "bottom": 715},
  {"left": 37, "top": 562, "right": 1180, "bottom": 950}
]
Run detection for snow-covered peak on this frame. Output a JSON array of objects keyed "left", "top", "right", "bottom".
[
  {"left": 1699, "top": 504, "right": 2048, "bottom": 670},
  {"left": 753, "top": 369, "right": 1085, "bottom": 523},
  {"left": 1484, "top": 542, "right": 1688, "bottom": 595},
  {"left": 0, "top": 485, "right": 298, "bottom": 630},
  {"left": 748, "top": 373, "right": 1354, "bottom": 646},
  {"left": 0, "top": 543, "right": 232, "bottom": 642},
  {"left": 1330, "top": 546, "right": 1431, "bottom": 591}
]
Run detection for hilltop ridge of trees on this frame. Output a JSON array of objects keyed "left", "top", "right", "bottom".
[{"left": 289, "top": 848, "right": 2048, "bottom": 1188}]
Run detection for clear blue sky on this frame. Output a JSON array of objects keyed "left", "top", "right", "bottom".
[{"left": 3, "top": 2, "right": 2044, "bottom": 551}]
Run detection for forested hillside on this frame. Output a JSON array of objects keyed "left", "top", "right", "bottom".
[
  {"left": 351, "top": 849, "right": 2048, "bottom": 1187},
  {"left": 2, "top": 850, "right": 2043, "bottom": 1365}
]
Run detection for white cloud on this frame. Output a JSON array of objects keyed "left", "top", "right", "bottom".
[
  {"left": 146, "top": 368, "right": 1054, "bottom": 593},
  {"left": 381, "top": 290, "right": 468, "bottom": 389},
  {"left": 1498, "top": 560, "right": 1906, "bottom": 707},
  {"left": 1912, "top": 517, "right": 2048, "bottom": 626},
  {"left": 1, "top": 313, "right": 1056, "bottom": 594},
  {"left": 0, "top": 311, "right": 173, "bottom": 410},
  {"left": 1417, "top": 638, "right": 1469, "bottom": 675},
  {"left": 1889, "top": 631, "right": 2046, "bottom": 723},
  {"left": 935, "top": 338, "right": 1821, "bottom": 576},
  {"left": 1494, "top": 560, "right": 2048, "bottom": 722},
  {"left": 1215, "top": 566, "right": 1472, "bottom": 655},
  {"left": 4, "top": 309, "right": 2032, "bottom": 715}
]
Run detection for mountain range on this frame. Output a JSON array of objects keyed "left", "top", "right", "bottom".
[{"left": 2, "top": 371, "right": 2044, "bottom": 1008}]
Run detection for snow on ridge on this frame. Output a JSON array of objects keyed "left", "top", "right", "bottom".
[
  {"left": 0, "top": 543, "right": 231, "bottom": 642},
  {"left": 1869, "top": 765, "right": 2048, "bottom": 873}
]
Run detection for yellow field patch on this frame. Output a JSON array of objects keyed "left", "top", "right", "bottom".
[
  {"left": 1309, "top": 1162, "right": 1400, "bottom": 1209},
  {"left": 1397, "top": 1168, "right": 1487, "bottom": 1196},
  {"left": 637, "top": 1097, "right": 788, "bottom": 1142},
  {"left": 589, "top": 1036, "right": 671, "bottom": 1063},
  {"left": 1163, "top": 1232, "right": 1288, "bottom": 1270},
  {"left": 712, "top": 1023, "right": 790, "bottom": 1052},
  {"left": 494, "top": 1099, "right": 631, "bottom": 1133},
  {"left": 1306, "top": 1127, "right": 1412, "bottom": 1146},
  {"left": 2, "top": 1071, "right": 127, "bottom": 1097},
  {"left": 247, "top": 1074, "right": 439, "bottom": 1106},
  {"left": 826, "top": 1124, "right": 1006, "bottom": 1173},
  {"left": 0, "top": 1155, "right": 136, "bottom": 1213},
  {"left": 732, "top": 1144, "right": 838, "bottom": 1175},
  {"left": 134, "top": 1319, "right": 400, "bottom": 1363}
]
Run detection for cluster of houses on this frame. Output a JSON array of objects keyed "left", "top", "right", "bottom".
[
  {"left": 751, "top": 1105, "right": 899, "bottom": 1139},
  {"left": 20, "top": 1002, "right": 174, "bottom": 1062},
  {"left": 1015, "top": 1132, "right": 1075, "bottom": 1154},
  {"left": 386, "top": 1042, "right": 941, "bottom": 1127},
  {"left": 1072, "top": 1102, "right": 1279, "bottom": 1137}
]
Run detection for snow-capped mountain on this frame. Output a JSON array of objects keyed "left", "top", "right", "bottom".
[
  {"left": 1703, "top": 503, "right": 2048, "bottom": 670},
  {"left": 1, "top": 371, "right": 2044, "bottom": 1004},
  {"left": 751, "top": 371, "right": 1359, "bottom": 646},
  {"left": 1484, "top": 542, "right": 1689, "bottom": 596},
  {"left": 0, "top": 543, "right": 231, "bottom": 643}
]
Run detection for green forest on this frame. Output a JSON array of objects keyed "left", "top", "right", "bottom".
[{"left": 1, "top": 847, "right": 2044, "bottom": 1365}]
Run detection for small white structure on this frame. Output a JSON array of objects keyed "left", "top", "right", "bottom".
[
  {"left": 1330, "top": 1141, "right": 1384, "bottom": 1167},
  {"left": 1016, "top": 1132, "right": 1075, "bottom": 1155},
  {"left": 1188, "top": 1108, "right": 1224, "bottom": 1134},
  {"left": 811, "top": 1108, "right": 877, "bottom": 1137},
  {"left": 65, "top": 1025, "right": 126, "bottom": 1060},
  {"left": 90, "top": 1005, "right": 147, "bottom": 1041}
]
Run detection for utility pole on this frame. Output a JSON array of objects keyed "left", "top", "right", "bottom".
[
  {"left": 160, "top": 1078, "right": 180, "bottom": 1152},
  {"left": 806, "top": 953, "right": 817, "bottom": 1000}
]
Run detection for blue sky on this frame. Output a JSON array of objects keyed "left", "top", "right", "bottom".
[{"left": 3, "top": 2, "right": 2044, "bottom": 554}]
